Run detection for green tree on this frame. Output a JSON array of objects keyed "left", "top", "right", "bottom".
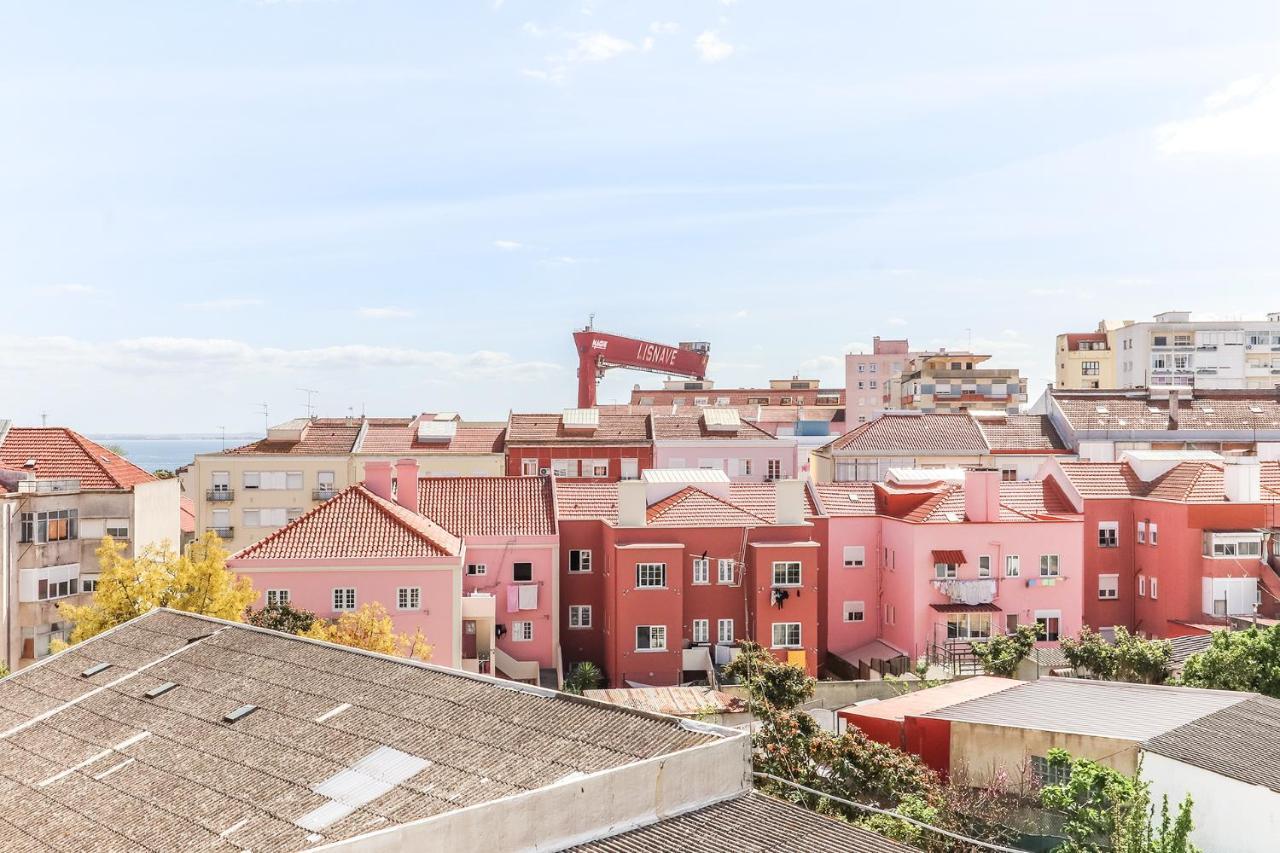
[
  {"left": 58, "top": 532, "right": 256, "bottom": 644},
  {"left": 247, "top": 601, "right": 317, "bottom": 634},
  {"left": 722, "top": 641, "right": 815, "bottom": 710},
  {"left": 1178, "top": 625, "right": 1280, "bottom": 698},
  {"left": 1063, "top": 627, "right": 1172, "bottom": 684},
  {"left": 971, "top": 623, "right": 1038, "bottom": 677},
  {"left": 1062, "top": 625, "right": 1118, "bottom": 679},
  {"left": 562, "top": 661, "right": 604, "bottom": 695}
]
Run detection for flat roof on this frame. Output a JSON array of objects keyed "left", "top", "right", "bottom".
[
  {"left": 840, "top": 676, "right": 1021, "bottom": 722},
  {"left": 0, "top": 610, "right": 722, "bottom": 851}
]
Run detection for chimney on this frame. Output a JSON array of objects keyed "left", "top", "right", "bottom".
[
  {"left": 364, "top": 461, "right": 393, "bottom": 502},
  {"left": 393, "top": 458, "right": 420, "bottom": 511},
  {"left": 1167, "top": 388, "right": 1180, "bottom": 428},
  {"left": 964, "top": 468, "right": 1001, "bottom": 523},
  {"left": 775, "top": 479, "right": 806, "bottom": 526},
  {"left": 1224, "top": 456, "right": 1261, "bottom": 503},
  {"left": 618, "top": 480, "right": 647, "bottom": 527}
]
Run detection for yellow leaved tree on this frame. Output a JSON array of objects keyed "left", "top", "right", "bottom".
[
  {"left": 304, "top": 602, "right": 433, "bottom": 661},
  {"left": 58, "top": 532, "right": 256, "bottom": 645}
]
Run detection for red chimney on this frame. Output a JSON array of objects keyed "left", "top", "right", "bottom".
[{"left": 364, "top": 461, "right": 393, "bottom": 501}]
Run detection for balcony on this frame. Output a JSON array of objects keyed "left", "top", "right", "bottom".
[
  {"left": 932, "top": 578, "right": 997, "bottom": 605},
  {"left": 312, "top": 488, "right": 338, "bottom": 501},
  {"left": 17, "top": 478, "right": 80, "bottom": 495},
  {"left": 206, "top": 489, "right": 235, "bottom": 501},
  {"left": 210, "top": 526, "right": 234, "bottom": 539}
]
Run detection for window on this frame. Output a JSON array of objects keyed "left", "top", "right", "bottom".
[
  {"left": 244, "top": 471, "right": 260, "bottom": 489},
  {"left": 1137, "top": 521, "right": 1146, "bottom": 544},
  {"left": 569, "top": 605, "right": 592, "bottom": 629},
  {"left": 1081, "top": 361, "right": 1100, "bottom": 376},
  {"left": 103, "top": 518, "right": 129, "bottom": 538},
  {"left": 1035, "top": 611, "right": 1061, "bottom": 641},
  {"left": 1152, "top": 354, "right": 1169, "bottom": 370},
  {"left": 211, "top": 471, "right": 230, "bottom": 493},
  {"left": 466, "top": 563, "right": 486, "bottom": 576},
  {"left": 978, "top": 556, "right": 992, "bottom": 578},
  {"left": 1004, "top": 555, "right": 1020, "bottom": 577},
  {"left": 692, "top": 619, "right": 709, "bottom": 643},
  {"left": 843, "top": 601, "right": 865, "bottom": 623},
  {"left": 19, "top": 509, "right": 79, "bottom": 544},
  {"left": 1153, "top": 335, "right": 1169, "bottom": 347},
  {"left": 636, "top": 625, "right": 666, "bottom": 651},
  {"left": 717, "top": 618, "right": 734, "bottom": 643},
  {"left": 1039, "top": 555, "right": 1060, "bottom": 577},
  {"left": 772, "top": 561, "right": 802, "bottom": 586},
  {"left": 636, "top": 563, "right": 667, "bottom": 588},
  {"left": 512, "top": 621, "right": 533, "bottom": 641},
  {"left": 1098, "top": 522, "right": 1119, "bottom": 548},
  {"left": 1174, "top": 334, "right": 1192, "bottom": 347},
  {"left": 1031, "top": 755, "right": 1071, "bottom": 787},
  {"left": 81, "top": 577, "right": 99, "bottom": 593},
  {"left": 1207, "top": 535, "right": 1263, "bottom": 557},
  {"left": 211, "top": 508, "right": 230, "bottom": 531},
  {"left": 396, "top": 587, "right": 421, "bottom": 610},
  {"left": 620, "top": 458, "right": 639, "bottom": 480},
  {"left": 1138, "top": 575, "right": 1146, "bottom": 597},
  {"left": 885, "top": 603, "right": 896, "bottom": 625},
  {"left": 692, "top": 558, "right": 710, "bottom": 585},
  {"left": 287, "top": 471, "right": 304, "bottom": 490},
  {"left": 521, "top": 458, "right": 539, "bottom": 476},
  {"left": 766, "top": 459, "right": 783, "bottom": 480},
  {"left": 869, "top": 380, "right": 878, "bottom": 389},
  {"left": 332, "top": 588, "right": 356, "bottom": 611},
  {"left": 1006, "top": 613, "right": 1019, "bottom": 634},
  {"left": 718, "top": 558, "right": 736, "bottom": 584},
  {"left": 513, "top": 562, "right": 533, "bottom": 582},
  {"left": 1150, "top": 577, "right": 1159, "bottom": 599},
  {"left": 1173, "top": 354, "right": 1190, "bottom": 370},
  {"left": 266, "top": 589, "right": 290, "bottom": 607},
  {"left": 772, "top": 623, "right": 802, "bottom": 648},
  {"left": 843, "top": 545, "right": 866, "bottom": 568},
  {"left": 569, "top": 550, "right": 592, "bottom": 573},
  {"left": 935, "top": 562, "right": 958, "bottom": 579},
  {"left": 1098, "top": 575, "right": 1119, "bottom": 600},
  {"left": 244, "top": 508, "right": 288, "bottom": 528},
  {"left": 586, "top": 459, "right": 609, "bottom": 478},
  {"left": 317, "top": 470, "right": 335, "bottom": 490},
  {"left": 1001, "top": 467, "right": 1018, "bottom": 482},
  {"left": 1149, "top": 523, "right": 1158, "bottom": 545},
  {"left": 551, "top": 459, "right": 577, "bottom": 478}
]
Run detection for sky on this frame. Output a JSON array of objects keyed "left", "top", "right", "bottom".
[{"left": 2, "top": 1, "right": 1279, "bottom": 433}]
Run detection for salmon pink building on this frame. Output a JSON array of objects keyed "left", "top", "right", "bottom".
[
  {"left": 814, "top": 468, "right": 1083, "bottom": 672},
  {"left": 651, "top": 410, "right": 798, "bottom": 482},
  {"left": 555, "top": 470, "right": 821, "bottom": 688}
]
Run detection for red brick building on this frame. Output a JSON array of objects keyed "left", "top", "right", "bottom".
[{"left": 505, "top": 410, "right": 653, "bottom": 482}]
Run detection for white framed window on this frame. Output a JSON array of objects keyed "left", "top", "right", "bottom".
[
  {"left": 466, "top": 563, "right": 486, "bottom": 576},
  {"left": 211, "top": 509, "right": 230, "bottom": 530},
  {"left": 265, "top": 589, "right": 290, "bottom": 607},
  {"left": 636, "top": 563, "right": 667, "bottom": 589},
  {"left": 772, "top": 561, "right": 802, "bottom": 586},
  {"left": 586, "top": 459, "right": 609, "bottom": 478},
  {"left": 569, "top": 550, "right": 592, "bottom": 573},
  {"left": 843, "top": 545, "right": 866, "bottom": 568},
  {"left": 767, "top": 459, "right": 782, "bottom": 480},
  {"left": 736, "top": 459, "right": 753, "bottom": 476},
  {"left": 1137, "top": 521, "right": 1147, "bottom": 544},
  {"left": 1005, "top": 555, "right": 1020, "bottom": 577},
  {"left": 551, "top": 459, "right": 577, "bottom": 478},
  {"left": 692, "top": 619, "right": 709, "bottom": 643},
  {"left": 692, "top": 558, "right": 710, "bottom": 585},
  {"left": 978, "top": 555, "right": 992, "bottom": 578},
  {"left": 885, "top": 603, "right": 896, "bottom": 625},
  {"left": 397, "top": 587, "right": 421, "bottom": 610},
  {"left": 771, "top": 622, "right": 802, "bottom": 648},
  {"left": 717, "top": 618, "right": 734, "bottom": 643},
  {"left": 243, "top": 471, "right": 261, "bottom": 489},
  {"left": 636, "top": 625, "right": 666, "bottom": 651},
  {"left": 211, "top": 471, "right": 230, "bottom": 493},
  {"left": 332, "top": 588, "right": 356, "bottom": 611},
  {"left": 1098, "top": 521, "right": 1119, "bottom": 548},
  {"left": 521, "top": 458, "right": 539, "bottom": 476},
  {"left": 620, "top": 458, "right": 639, "bottom": 480},
  {"left": 1138, "top": 576, "right": 1146, "bottom": 597},
  {"left": 1149, "top": 523, "right": 1158, "bottom": 545},
  {"left": 317, "top": 470, "right": 336, "bottom": 490},
  {"left": 512, "top": 621, "right": 533, "bottom": 641},
  {"left": 718, "top": 558, "right": 736, "bottom": 584},
  {"left": 843, "top": 601, "right": 865, "bottom": 623},
  {"left": 569, "top": 605, "right": 592, "bottom": 629},
  {"left": 1098, "top": 574, "right": 1118, "bottom": 600},
  {"left": 1039, "top": 555, "right": 1060, "bottom": 577},
  {"left": 1205, "top": 533, "right": 1263, "bottom": 558},
  {"left": 1035, "top": 611, "right": 1061, "bottom": 641},
  {"left": 81, "top": 577, "right": 99, "bottom": 593},
  {"left": 1150, "top": 577, "right": 1159, "bottom": 599},
  {"left": 105, "top": 519, "right": 130, "bottom": 538},
  {"left": 287, "top": 471, "right": 304, "bottom": 490},
  {"left": 935, "top": 562, "right": 958, "bottom": 579}
]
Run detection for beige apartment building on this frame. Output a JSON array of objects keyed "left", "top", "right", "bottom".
[
  {"left": 0, "top": 422, "right": 180, "bottom": 670},
  {"left": 189, "top": 414, "right": 505, "bottom": 552},
  {"left": 896, "top": 350, "right": 1028, "bottom": 413},
  {"left": 1054, "top": 325, "right": 1117, "bottom": 389}
]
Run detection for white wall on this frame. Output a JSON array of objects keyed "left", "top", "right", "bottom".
[
  {"left": 1142, "top": 750, "right": 1280, "bottom": 853},
  {"left": 132, "top": 479, "right": 181, "bottom": 554}
]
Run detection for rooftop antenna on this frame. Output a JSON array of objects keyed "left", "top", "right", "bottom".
[
  {"left": 219, "top": 425, "right": 226, "bottom": 451},
  {"left": 587, "top": 312, "right": 595, "bottom": 331},
  {"left": 40, "top": 411, "right": 47, "bottom": 427},
  {"left": 258, "top": 403, "right": 269, "bottom": 434},
  {"left": 298, "top": 387, "right": 319, "bottom": 418}
]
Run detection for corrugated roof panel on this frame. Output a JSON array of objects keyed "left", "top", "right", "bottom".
[
  {"left": 561, "top": 408, "right": 601, "bottom": 429},
  {"left": 702, "top": 407, "right": 742, "bottom": 430},
  {"left": 642, "top": 468, "right": 731, "bottom": 484},
  {"left": 417, "top": 420, "right": 458, "bottom": 443}
]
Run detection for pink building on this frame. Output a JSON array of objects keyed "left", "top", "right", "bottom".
[
  {"left": 228, "top": 461, "right": 557, "bottom": 686},
  {"left": 651, "top": 410, "right": 798, "bottom": 481},
  {"left": 814, "top": 468, "right": 1083, "bottom": 672},
  {"left": 845, "top": 337, "right": 911, "bottom": 425}
]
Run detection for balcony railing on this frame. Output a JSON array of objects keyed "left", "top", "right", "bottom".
[
  {"left": 312, "top": 488, "right": 338, "bottom": 501},
  {"left": 17, "top": 479, "right": 80, "bottom": 495},
  {"left": 210, "top": 526, "right": 234, "bottom": 539},
  {"left": 206, "top": 489, "right": 234, "bottom": 501},
  {"left": 932, "top": 578, "right": 997, "bottom": 605}
]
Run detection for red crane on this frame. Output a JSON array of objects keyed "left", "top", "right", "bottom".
[{"left": 573, "top": 325, "right": 711, "bottom": 408}]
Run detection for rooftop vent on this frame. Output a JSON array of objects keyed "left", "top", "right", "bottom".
[
  {"left": 1095, "top": 405, "right": 1109, "bottom": 414},
  {"left": 23, "top": 458, "right": 36, "bottom": 468},
  {"left": 81, "top": 662, "right": 111, "bottom": 678},
  {"left": 1202, "top": 407, "right": 1215, "bottom": 415},
  {"left": 1148, "top": 406, "right": 1161, "bottom": 414},
  {"left": 1250, "top": 405, "right": 1265, "bottom": 414},
  {"left": 145, "top": 682, "right": 177, "bottom": 699},
  {"left": 223, "top": 704, "right": 258, "bottom": 723}
]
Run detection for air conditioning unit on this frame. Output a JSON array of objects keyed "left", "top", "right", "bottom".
[{"left": 539, "top": 468, "right": 551, "bottom": 476}]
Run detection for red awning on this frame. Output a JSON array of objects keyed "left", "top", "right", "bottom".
[
  {"left": 930, "top": 603, "right": 1001, "bottom": 613},
  {"left": 931, "top": 549, "right": 967, "bottom": 564}
]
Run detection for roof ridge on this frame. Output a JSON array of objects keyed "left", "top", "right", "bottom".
[
  {"left": 64, "top": 428, "right": 155, "bottom": 488},
  {"left": 359, "top": 486, "right": 462, "bottom": 555},
  {"left": 233, "top": 484, "right": 367, "bottom": 559}
]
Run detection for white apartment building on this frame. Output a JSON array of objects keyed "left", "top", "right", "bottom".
[{"left": 1110, "top": 310, "right": 1280, "bottom": 391}]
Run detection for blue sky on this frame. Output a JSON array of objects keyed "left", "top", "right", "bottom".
[{"left": 2, "top": 1, "right": 1278, "bottom": 432}]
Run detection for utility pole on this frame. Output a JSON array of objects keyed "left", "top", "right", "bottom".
[{"left": 298, "top": 387, "right": 319, "bottom": 419}]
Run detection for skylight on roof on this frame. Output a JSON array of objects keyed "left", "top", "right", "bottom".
[
  {"left": 1095, "top": 405, "right": 1109, "bottom": 414},
  {"left": 1251, "top": 405, "right": 1265, "bottom": 414},
  {"left": 1148, "top": 407, "right": 1161, "bottom": 414},
  {"left": 223, "top": 704, "right": 257, "bottom": 723},
  {"left": 81, "top": 662, "right": 111, "bottom": 678},
  {"left": 1201, "top": 407, "right": 1215, "bottom": 414}
]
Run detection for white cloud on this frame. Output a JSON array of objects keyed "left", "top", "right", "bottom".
[
  {"left": 51, "top": 283, "right": 97, "bottom": 294},
  {"left": 1157, "top": 74, "right": 1280, "bottom": 158},
  {"left": 493, "top": 239, "right": 524, "bottom": 251},
  {"left": 520, "top": 67, "right": 566, "bottom": 84},
  {"left": 183, "top": 297, "right": 263, "bottom": 311},
  {"left": 642, "top": 36, "right": 654, "bottom": 53},
  {"left": 650, "top": 21, "right": 680, "bottom": 34},
  {"left": 731, "top": 308, "right": 749, "bottom": 319},
  {"left": 694, "top": 31, "right": 734, "bottom": 63},
  {"left": 358, "top": 306, "right": 415, "bottom": 319},
  {"left": 566, "top": 32, "right": 636, "bottom": 63}
]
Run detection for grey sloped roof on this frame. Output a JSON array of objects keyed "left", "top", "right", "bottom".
[
  {"left": 567, "top": 790, "right": 913, "bottom": 852},
  {"left": 922, "top": 677, "right": 1252, "bottom": 741},
  {"left": 1142, "top": 695, "right": 1280, "bottom": 793},
  {"left": 0, "top": 610, "right": 720, "bottom": 852}
]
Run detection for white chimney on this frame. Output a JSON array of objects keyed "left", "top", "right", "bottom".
[
  {"left": 1224, "top": 456, "right": 1261, "bottom": 503},
  {"left": 775, "top": 479, "right": 806, "bottom": 526},
  {"left": 618, "top": 480, "right": 647, "bottom": 527}
]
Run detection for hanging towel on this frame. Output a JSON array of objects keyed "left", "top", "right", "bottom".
[
  {"left": 507, "top": 586, "right": 520, "bottom": 613},
  {"left": 519, "top": 584, "right": 539, "bottom": 610}
]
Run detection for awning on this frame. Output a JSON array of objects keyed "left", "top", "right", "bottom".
[
  {"left": 930, "top": 603, "right": 1001, "bottom": 613},
  {"left": 931, "top": 549, "right": 967, "bottom": 564}
]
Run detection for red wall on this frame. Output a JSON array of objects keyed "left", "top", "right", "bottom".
[
  {"left": 906, "top": 716, "right": 952, "bottom": 777},
  {"left": 506, "top": 446, "right": 654, "bottom": 482}
]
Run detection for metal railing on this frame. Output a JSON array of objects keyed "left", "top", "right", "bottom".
[
  {"left": 210, "top": 526, "right": 234, "bottom": 539},
  {"left": 312, "top": 488, "right": 337, "bottom": 500},
  {"left": 17, "top": 479, "right": 80, "bottom": 494},
  {"left": 206, "top": 489, "right": 234, "bottom": 501}
]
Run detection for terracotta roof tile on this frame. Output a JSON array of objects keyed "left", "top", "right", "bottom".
[
  {"left": 507, "top": 413, "right": 651, "bottom": 445},
  {"left": 975, "top": 415, "right": 1068, "bottom": 452},
  {"left": 645, "top": 487, "right": 768, "bottom": 527},
  {"left": 725, "top": 482, "right": 819, "bottom": 522},
  {"left": 554, "top": 482, "right": 815, "bottom": 526},
  {"left": 416, "top": 476, "right": 555, "bottom": 537},
  {"left": 555, "top": 482, "right": 620, "bottom": 522},
  {"left": 1057, "top": 460, "right": 1280, "bottom": 503},
  {"left": 225, "top": 419, "right": 365, "bottom": 455},
  {"left": 1054, "top": 392, "right": 1280, "bottom": 432},
  {"left": 0, "top": 427, "right": 155, "bottom": 490},
  {"left": 824, "top": 414, "right": 987, "bottom": 454},
  {"left": 358, "top": 420, "right": 506, "bottom": 454},
  {"left": 650, "top": 415, "right": 777, "bottom": 441},
  {"left": 233, "top": 485, "right": 460, "bottom": 560},
  {"left": 818, "top": 480, "right": 1075, "bottom": 523},
  {"left": 812, "top": 483, "right": 880, "bottom": 517}
]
